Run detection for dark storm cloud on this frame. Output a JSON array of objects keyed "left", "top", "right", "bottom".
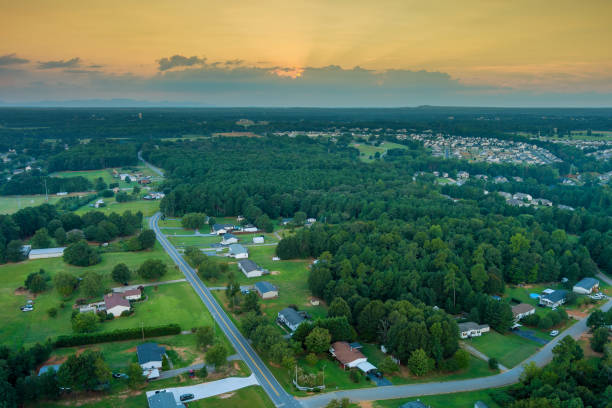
[
  {"left": 38, "top": 57, "right": 81, "bottom": 69},
  {"left": 0, "top": 53, "right": 29, "bottom": 66},
  {"left": 157, "top": 55, "right": 206, "bottom": 71}
]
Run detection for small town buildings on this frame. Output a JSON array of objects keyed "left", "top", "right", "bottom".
[
  {"left": 573, "top": 277, "right": 600, "bottom": 295},
  {"left": 254, "top": 281, "right": 278, "bottom": 299},
  {"left": 457, "top": 171, "right": 470, "bottom": 179},
  {"left": 147, "top": 391, "right": 184, "bottom": 408},
  {"left": 277, "top": 307, "right": 306, "bottom": 331},
  {"left": 329, "top": 341, "right": 368, "bottom": 369},
  {"left": 534, "top": 198, "right": 553, "bottom": 206},
  {"left": 498, "top": 192, "right": 512, "bottom": 200},
  {"left": 94, "top": 199, "right": 105, "bottom": 208},
  {"left": 458, "top": 322, "right": 490, "bottom": 339},
  {"left": 138, "top": 343, "right": 166, "bottom": 379},
  {"left": 221, "top": 233, "right": 238, "bottom": 245},
  {"left": 494, "top": 176, "right": 508, "bottom": 184},
  {"left": 307, "top": 218, "right": 317, "bottom": 223},
  {"left": 513, "top": 193, "right": 532, "bottom": 202},
  {"left": 512, "top": 303, "right": 536, "bottom": 321},
  {"left": 539, "top": 289, "right": 567, "bottom": 308},
  {"left": 238, "top": 259, "right": 265, "bottom": 278},
  {"left": 253, "top": 236, "right": 264, "bottom": 244},
  {"left": 243, "top": 224, "right": 258, "bottom": 232},
  {"left": 104, "top": 292, "right": 131, "bottom": 317},
  {"left": 474, "top": 401, "right": 489, "bottom": 408},
  {"left": 228, "top": 244, "right": 248, "bottom": 259},
  {"left": 28, "top": 247, "right": 66, "bottom": 260},
  {"left": 212, "top": 223, "right": 235, "bottom": 235}
]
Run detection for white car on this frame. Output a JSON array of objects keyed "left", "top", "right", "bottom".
[{"left": 550, "top": 330, "right": 559, "bottom": 336}]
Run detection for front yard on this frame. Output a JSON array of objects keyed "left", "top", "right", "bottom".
[{"left": 468, "top": 330, "right": 541, "bottom": 368}]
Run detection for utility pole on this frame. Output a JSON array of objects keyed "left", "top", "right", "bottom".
[{"left": 44, "top": 178, "right": 48, "bottom": 201}]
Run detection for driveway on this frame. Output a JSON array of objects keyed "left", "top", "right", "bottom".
[
  {"left": 155, "top": 354, "right": 242, "bottom": 380},
  {"left": 147, "top": 373, "right": 259, "bottom": 403},
  {"left": 514, "top": 329, "right": 548, "bottom": 345},
  {"left": 367, "top": 374, "right": 392, "bottom": 386}
]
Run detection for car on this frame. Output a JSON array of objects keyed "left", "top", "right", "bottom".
[
  {"left": 155, "top": 390, "right": 166, "bottom": 394},
  {"left": 550, "top": 330, "right": 559, "bottom": 336},
  {"left": 188, "top": 369, "right": 195, "bottom": 378},
  {"left": 180, "top": 393, "right": 194, "bottom": 401},
  {"left": 26, "top": 300, "right": 33, "bottom": 304},
  {"left": 21, "top": 306, "right": 33, "bottom": 312}
]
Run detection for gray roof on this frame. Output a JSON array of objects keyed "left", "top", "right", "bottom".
[
  {"left": 238, "top": 259, "right": 261, "bottom": 273},
  {"left": 255, "top": 281, "right": 277, "bottom": 294},
  {"left": 574, "top": 277, "right": 599, "bottom": 290},
  {"left": 137, "top": 343, "right": 166, "bottom": 365},
  {"left": 29, "top": 247, "right": 66, "bottom": 255},
  {"left": 458, "top": 322, "right": 489, "bottom": 332},
  {"left": 229, "top": 244, "right": 247, "bottom": 254},
  {"left": 400, "top": 401, "right": 428, "bottom": 408},
  {"left": 213, "top": 223, "right": 233, "bottom": 231},
  {"left": 278, "top": 307, "right": 305, "bottom": 326},
  {"left": 541, "top": 289, "right": 567, "bottom": 303},
  {"left": 147, "top": 391, "right": 182, "bottom": 408},
  {"left": 223, "top": 233, "right": 237, "bottom": 239}
]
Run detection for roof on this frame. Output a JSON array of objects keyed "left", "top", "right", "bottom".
[
  {"left": 399, "top": 402, "right": 427, "bottom": 408},
  {"left": 147, "top": 391, "right": 182, "bottom": 408},
  {"left": 255, "top": 281, "right": 277, "bottom": 294},
  {"left": 238, "top": 259, "right": 261, "bottom": 273},
  {"left": 229, "top": 244, "right": 247, "bottom": 254},
  {"left": 331, "top": 341, "right": 366, "bottom": 365},
  {"left": 512, "top": 303, "right": 535, "bottom": 316},
  {"left": 29, "top": 247, "right": 66, "bottom": 255},
  {"left": 137, "top": 343, "right": 166, "bottom": 365},
  {"left": 213, "top": 223, "right": 233, "bottom": 230},
  {"left": 541, "top": 289, "right": 567, "bottom": 303},
  {"left": 458, "top": 322, "right": 489, "bottom": 332},
  {"left": 223, "top": 233, "right": 237, "bottom": 239},
  {"left": 356, "top": 361, "right": 377, "bottom": 373},
  {"left": 38, "top": 364, "right": 61, "bottom": 376},
  {"left": 122, "top": 288, "right": 142, "bottom": 297},
  {"left": 475, "top": 401, "right": 488, "bottom": 408},
  {"left": 278, "top": 307, "right": 305, "bottom": 326},
  {"left": 104, "top": 292, "right": 130, "bottom": 309},
  {"left": 574, "top": 277, "right": 599, "bottom": 290}
]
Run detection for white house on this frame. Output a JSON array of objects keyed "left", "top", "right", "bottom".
[
  {"left": 238, "top": 259, "right": 264, "bottom": 278},
  {"left": 243, "top": 224, "right": 258, "bottom": 232},
  {"left": 539, "top": 289, "right": 567, "bottom": 308},
  {"left": 121, "top": 288, "right": 142, "bottom": 300},
  {"left": 277, "top": 307, "right": 306, "bottom": 332},
  {"left": 512, "top": 303, "right": 536, "bottom": 321},
  {"left": 137, "top": 343, "right": 166, "bottom": 379},
  {"left": 228, "top": 244, "right": 248, "bottom": 259},
  {"left": 212, "top": 223, "right": 234, "bottom": 235},
  {"left": 28, "top": 247, "right": 66, "bottom": 260},
  {"left": 458, "top": 322, "right": 490, "bottom": 339},
  {"left": 104, "top": 293, "right": 131, "bottom": 317},
  {"left": 330, "top": 341, "right": 368, "bottom": 369},
  {"left": 573, "top": 278, "right": 600, "bottom": 295},
  {"left": 253, "top": 236, "right": 264, "bottom": 244},
  {"left": 221, "top": 233, "right": 238, "bottom": 245}
]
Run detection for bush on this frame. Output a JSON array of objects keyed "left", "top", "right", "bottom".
[
  {"left": 162, "top": 355, "right": 170, "bottom": 370},
  {"left": 63, "top": 240, "right": 101, "bottom": 266},
  {"left": 137, "top": 259, "right": 167, "bottom": 280},
  {"left": 349, "top": 369, "right": 361, "bottom": 383},
  {"left": 488, "top": 357, "right": 499, "bottom": 370},
  {"left": 197, "top": 365, "right": 208, "bottom": 379},
  {"left": 379, "top": 356, "right": 399, "bottom": 374},
  {"left": 523, "top": 314, "right": 540, "bottom": 327},
  {"left": 538, "top": 315, "right": 553, "bottom": 330},
  {"left": 47, "top": 307, "right": 58, "bottom": 318},
  {"left": 305, "top": 353, "right": 318, "bottom": 366},
  {"left": 55, "top": 324, "right": 181, "bottom": 347},
  {"left": 452, "top": 349, "right": 470, "bottom": 370}
]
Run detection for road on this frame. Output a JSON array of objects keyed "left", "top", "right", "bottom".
[
  {"left": 138, "top": 150, "right": 164, "bottom": 177},
  {"left": 300, "top": 297, "right": 612, "bottom": 408},
  {"left": 150, "top": 212, "right": 300, "bottom": 408}
]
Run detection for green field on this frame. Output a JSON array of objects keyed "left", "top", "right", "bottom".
[
  {"left": 350, "top": 141, "right": 408, "bottom": 163},
  {"left": 0, "top": 242, "right": 187, "bottom": 347},
  {"left": 189, "top": 385, "right": 274, "bottom": 408},
  {"left": 51, "top": 166, "right": 160, "bottom": 188},
  {"left": 374, "top": 388, "right": 504, "bottom": 408},
  {"left": 468, "top": 330, "right": 541, "bottom": 368},
  {"left": 0, "top": 195, "right": 63, "bottom": 214},
  {"left": 75, "top": 197, "right": 160, "bottom": 216}
]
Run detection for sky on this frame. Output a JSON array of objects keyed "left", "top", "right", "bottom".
[{"left": 1, "top": 0, "right": 611, "bottom": 107}]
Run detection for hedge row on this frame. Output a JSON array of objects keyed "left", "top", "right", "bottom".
[{"left": 54, "top": 324, "right": 181, "bottom": 347}]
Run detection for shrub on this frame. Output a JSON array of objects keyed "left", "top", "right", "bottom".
[
  {"left": 55, "top": 324, "right": 181, "bottom": 347},
  {"left": 197, "top": 365, "right": 208, "bottom": 379},
  {"left": 47, "top": 307, "right": 58, "bottom": 318},
  {"left": 305, "top": 353, "right": 318, "bottom": 366},
  {"left": 538, "top": 315, "right": 553, "bottom": 330},
  {"left": 488, "top": 357, "right": 499, "bottom": 370},
  {"left": 111, "top": 263, "right": 131, "bottom": 284},
  {"left": 349, "top": 369, "right": 361, "bottom": 383}
]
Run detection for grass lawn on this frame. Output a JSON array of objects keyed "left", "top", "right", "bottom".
[
  {"left": 189, "top": 385, "right": 275, "bottom": 408},
  {"left": 350, "top": 141, "right": 408, "bottom": 163},
  {"left": 0, "top": 195, "right": 63, "bottom": 214},
  {"left": 158, "top": 218, "right": 183, "bottom": 227},
  {"left": 374, "top": 388, "right": 505, "bottom": 408},
  {"left": 161, "top": 227, "right": 196, "bottom": 235},
  {"left": 75, "top": 197, "right": 160, "bottom": 216},
  {"left": 169, "top": 235, "right": 222, "bottom": 247},
  {"left": 468, "top": 330, "right": 541, "bottom": 368},
  {"left": 51, "top": 166, "right": 160, "bottom": 189},
  {"left": 0, "top": 243, "right": 186, "bottom": 347}
]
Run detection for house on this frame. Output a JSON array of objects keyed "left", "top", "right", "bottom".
[
  {"left": 147, "top": 391, "right": 184, "bottom": 408},
  {"left": 121, "top": 288, "right": 142, "bottom": 300},
  {"left": 400, "top": 401, "right": 428, "bottom": 408},
  {"left": 534, "top": 198, "right": 553, "bottom": 206},
  {"left": 573, "top": 277, "right": 600, "bottom": 295},
  {"left": 228, "top": 244, "right": 248, "bottom": 259},
  {"left": 243, "top": 224, "right": 258, "bottom": 232},
  {"left": 458, "top": 322, "right": 490, "bottom": 339},
  {"left": 28, "top": 247, "right": 66, "bottom": 260},
  {"left": 494, "top": 176, "right": 508, "bottom": 183},
  {"left": 94, "top": 199, "right": 105, "bottom": 208},
  {"left": 138, "top": 343, "right": 166, "bottom": 379},
  {"left": 212, "top": 223, "right": 234, "bottom": 235},
  {"left": 512, "top": 303, "right": 536, "bottom": 321},
  {"left": 253, "top": 236, "right": 264, "bottom": 244},
  {"left": 277, "top": 307, "right": 305, "bottom": 331},
  {"left": 221, "top": 233, "right": 238, "bottom": 245},
  {"left": 457, "top": 171, "right": 470, "bottom": 179},
  {"left": 539, "top": 289, "right": 567, "bottom": 308},
  {"left": 104, "top": 292, "right": 131, "bottom": 317},
  {"left": 238, "top": 259, "right": 265, "bottom": 278},
  {"left": 281, "top": 218, "right": 293, "bottom": 225},
  {"left": 329, "top": 341, "right": 368, "bottom": 369},
  {"left": 254, "top": 281, "right": 278, "bottom": 299},
  {"left": 38, "top": 364, "right": 61, "bottom": 376},
  {"left": 513, "top": 193, "right": 532, "bottom": 202},
  {"left": 236, "top": 215, "right": 245, "bottom": 222},
  {"left": 498, "top": 191, "right": 512, "bottom": 200}
]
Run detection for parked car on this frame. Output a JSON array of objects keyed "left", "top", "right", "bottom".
[
  {"left": 550, "top": 330, "right": 559, "bottom": 336},
  {"left": 21, "top": 305, "right": 33, "bottom": 312},
  {"left": 188, "top": 369, "right": 195, "bottom": 378},
  {"left": 180, "top": 393, "right": 194, "bottom": 401}
]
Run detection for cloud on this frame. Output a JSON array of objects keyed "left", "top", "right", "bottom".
[
  {"left": 63, "top": 69, "right": 101, "bottom": 74},
  {"left": 38, "top": 57, "right": 81, "bottom": 69},
  {"left": 157, "top": 55, "right": 206, "bottom": 71},
  {"left": 224, "top": 59, "right": 244, "bottom": 66},
  {"left": 0, "top": 53, "right": 29, "bottom": 66},
  {"left": 88, "top": 64, "right": 104, "bottom": 69}
]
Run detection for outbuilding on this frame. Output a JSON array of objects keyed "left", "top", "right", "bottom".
[
  {"left": 253, "top": 236, "right": 264, "bottom": 244},
  {"left": 238, "top": 259, "right": 264, "bottom": 278},
  {"left": 573, "top": 278, "right": 600, "bottom": 295},
  {"left": 512, "top": 303, "right": 536, "bottom": 321},
  {"left": 254, "top": 281, "right": 278, "bottom": 299},
  {"left": 228, "top": 244, "right": 248, "bottom": 259},
  {"left": 28, "top": 247, "right": 66, "bottom": 260}
]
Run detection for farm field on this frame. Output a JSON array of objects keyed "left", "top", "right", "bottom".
[
  {"left": 74, "top": 197, "right": 160, "bottom": 216},
  {"left": 0, "top": 195, "right": 63, "bottom": 214},
  {"left": 350, "top": 141, "right": 408, "bottom": 162},
  {"left": 0, "top": 243, "right": 186, "bottom": 347},
  {"left": 374, "top": 388, "right": 504, "bottom": 408},
  {"left": 189, "top": 385, "right": 274, "bottom": 408},
  {"left": 468, "top": 330, "right": 541, "bottom": 368}
]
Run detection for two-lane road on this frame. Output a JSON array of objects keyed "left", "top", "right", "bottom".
[{"left": 150, "top": 213, "right": 299, "bottom": 408}]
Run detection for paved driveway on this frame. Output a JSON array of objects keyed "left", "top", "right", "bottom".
[
  {"left": 514, "top": 329, "right": 548, "bottom": 345},
  {"left": 147, "top": 374, "right": 259, "bottom": 403}
]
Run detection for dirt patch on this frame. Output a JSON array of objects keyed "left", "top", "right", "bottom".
[
  {"left": 359, "top": 402, "right": 373, "bottom": 408},
  {"left": 219, "top": 392, "right": 236, "bottom": 399},
  {"left": 123, "top": 346, "right": 138, "bottom": 353},
  {"left": 14, "top": 287, "right": 32, "bottom": 297},
  {"left": 567, "top": 309, "right": 588, "bottom": 319},
  {"left": 233, "top": 361, "right": 240, "bottom": 370},
  {"left": 270, "top": 270, "right": 280, "bottom": 275}
]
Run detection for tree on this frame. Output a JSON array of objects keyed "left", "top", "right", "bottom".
[
  {"left": 6, "top": 239, "right": 25, "bottom": 262},
  {"left": 58, "top": 351, "right": 109, "bottom": 391},
  {"left": 137, "top": 230, "right": 156, "bottom": 249},
  {"left": 255, "top": 214, "right": 274, "bottom": 233},
  {"left": 489, "top": 357, "right": 499, "bottom": 370},
  {"left": 161, "top": 355, "right": 170, "bottom": 370},
  {"left": 452, "top": 349, "right": 470, "bottom": 370},
  {"left": 305, "top": 327, "right": 332, "bottom": 354},
  {"left": 591, "top": 327, "right": 609, "bottom": 352},
  {"left": 81, "top": 271, "right": 104, "bottom": 298},
  {"left": 54, "top": 227, "right": 67, "bottom": 245},
  {"left": 206, "top": 343, "right": 228, "bottom": 368},
  {"left": 111, "top": 263, "right": 131, "bottom": 284},
  {"left": 305, "top": 352, "right": 318, "bottom": 365},
  {"left": 182, "top": 213, "right": 208, "bottom": 230},
  {"left": 53, "top": 272, "right": 78, "bottom": 298},
  {"left": 328, "top": 297, "right": 352, "bottom": 322},
  {"left": 71, "top": 312, "right": 98, "bottom": 333},
  {"left": 470, "top": 263, "right": 488, "bottom": 292},
  {"left": 31, "top": 228, "right": 51, "bottom": 249},
  {"left": 63, "top": 240, "right": 101, "bottom": 266},
  {"left": 196, "top": 326, "right": 215, "bottom": 350},
  {"left": 242, "top": 291, "right": 261, "bottom": 314},
  {"left": 197, "top": 365, "right": 208, "bottom": 379},
  {"left": 379, "top": 356, "right": 399, "bottom": 374},
  {"left": 137, "top": 259, "right": 167, "bottom": 280},
  {"left": 407, "top": 348, "right": 432, "bottom": 376},
  {"left": 357, "top": 300, "right": 386, "bottom": 341},
  {"left": 25, "top": 269, "right": 48, "bottom": 293},
  {"left": 127, "top": 362, "right": 145, "bottom": 389},
  {"left": 444, "top": 270, "right": 460, "bottom": 309},
  {"left": 587, "top": 309, "right": 606, "bottom": 329}
]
